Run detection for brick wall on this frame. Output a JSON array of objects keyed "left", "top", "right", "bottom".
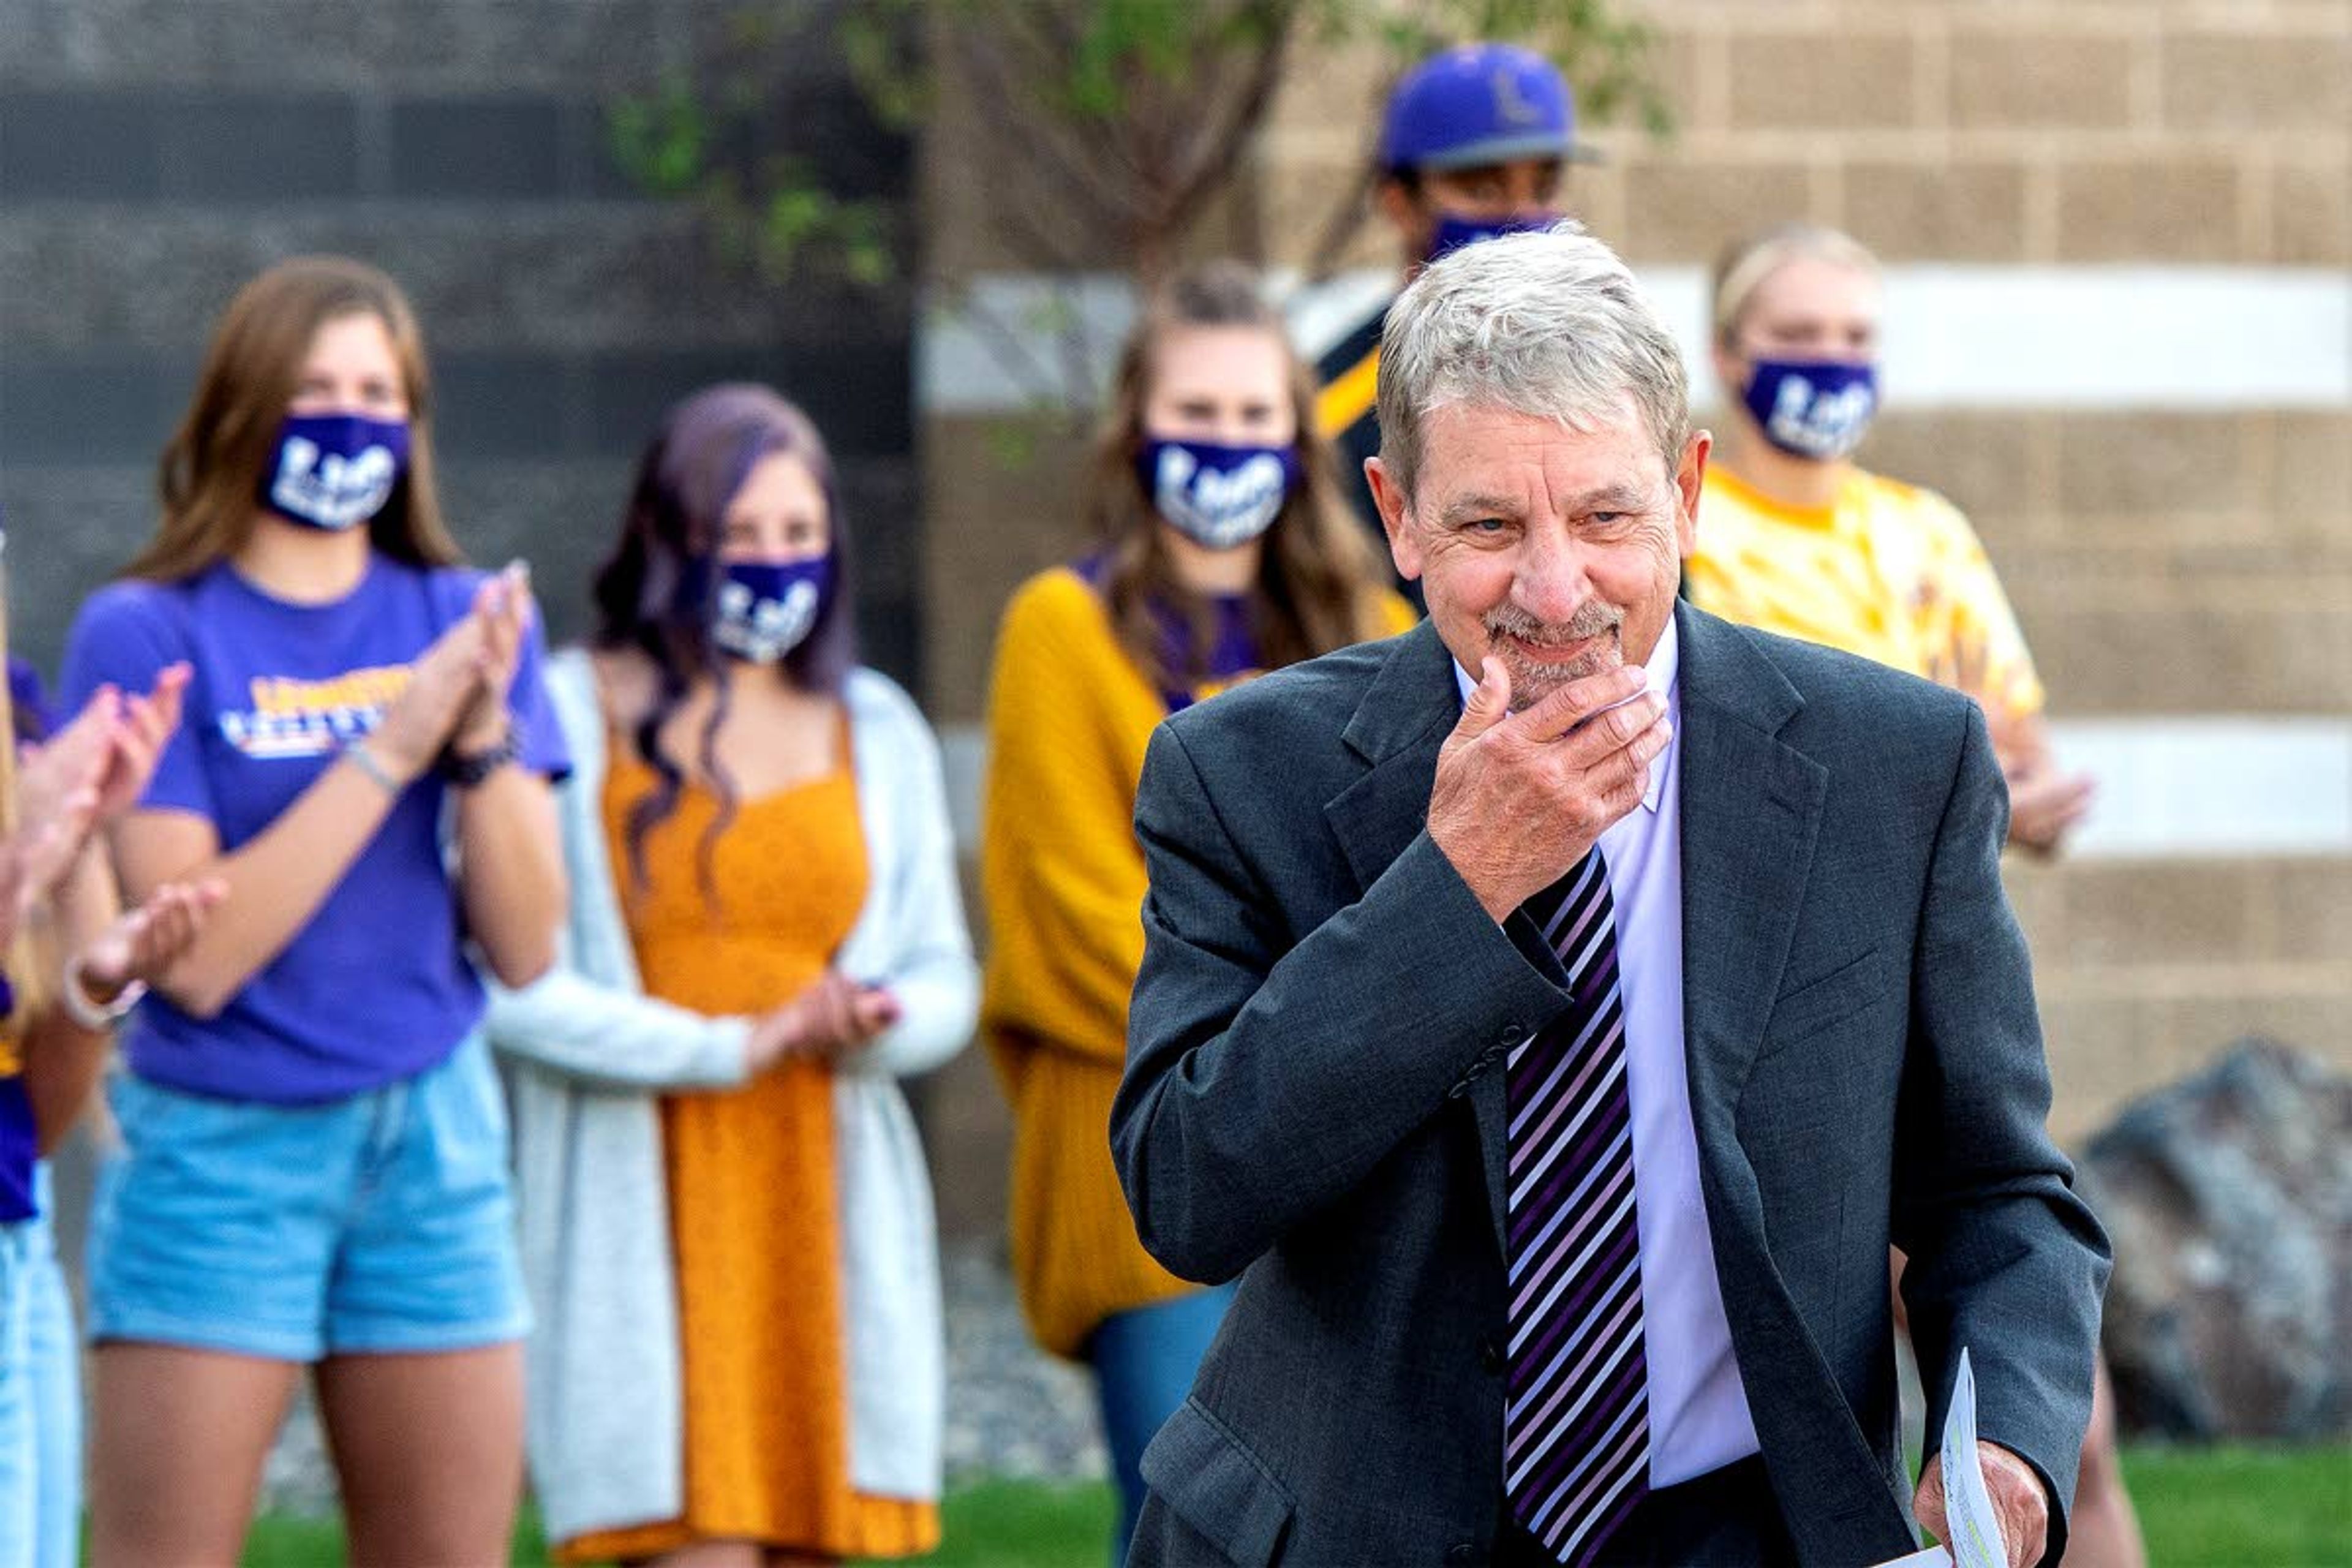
[
  {"left": 0, "top": 0, "right": 922, "bottom": 683},
  {"left": 916, "top": 0, "right": 2351, "bottom": 1224}
]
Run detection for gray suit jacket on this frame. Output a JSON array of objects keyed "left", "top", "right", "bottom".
[{"left": 1112, "top": 603, "right": 2110, "bottom": 1567}]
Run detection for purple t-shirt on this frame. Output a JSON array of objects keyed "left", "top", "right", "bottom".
[
  {"left": 60, "top": 554, "right": 570, "bottom": 1104},
  {"left": 1072, "top": 553, "right": 1262, "bottom": 712}
]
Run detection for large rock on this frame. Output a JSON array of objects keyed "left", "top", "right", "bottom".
[{"left": 2079, "top": 1038, "right": 2352, "bottom": 1439}]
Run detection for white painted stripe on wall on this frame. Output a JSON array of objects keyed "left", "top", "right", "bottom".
[
  {"left": 936, "top": 717, "right": 2352, "bottom": 862},
  {"left": 2044, "top": 717, "right": 2352, "bottom": 861},
  {"left": 921, "top": 265, "right": 2352, "bottom": 415}
]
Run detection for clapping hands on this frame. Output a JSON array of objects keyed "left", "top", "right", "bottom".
[
  {"left": 4, "top": 666, "right": 192, "bottom": 944},
  {"left": 66, "top": 876, "right": 228, "bottom": 1022}
]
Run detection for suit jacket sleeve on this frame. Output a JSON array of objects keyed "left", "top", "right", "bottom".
[
  {"left": 1895, "top": 703, "right": 2111, "bottom": 1549},
  {"left": 1112, "top": 720, "right": 1572, "bottom": 1285}
]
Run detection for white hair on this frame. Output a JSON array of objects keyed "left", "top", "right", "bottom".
[{"left": 1375, "top": 221, "right": 1691, "bottom": 502}]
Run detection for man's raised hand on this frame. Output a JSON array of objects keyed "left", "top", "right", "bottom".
[{"left": 1427, "top": 657, "right": 1670, "bottom": 922}]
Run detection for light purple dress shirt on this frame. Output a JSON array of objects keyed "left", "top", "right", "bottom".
[{"left": 1454, "top": 617, "right": 1762, "bottom": 1485}]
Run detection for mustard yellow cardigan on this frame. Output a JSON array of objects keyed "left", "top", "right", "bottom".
[{"left": 979, "top": 565, "right": 1415, "bottom": 1357}]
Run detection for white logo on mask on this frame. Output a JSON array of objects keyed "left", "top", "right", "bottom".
[
  {"left": 1155, "top": 445, "right": 1291, "bottom": 550},
  {"left": 270, "top": 437, "right": 401, "bottom": 530},
  {"left": 714, "top": 576, "right": 821, "bottom": 663},
  {"left": 1765, "top": 373, "right": 1876, "bottom": 461}
]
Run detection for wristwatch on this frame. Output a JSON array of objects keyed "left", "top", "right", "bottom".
[{"left": 441, "top": 721, "right": 524, "bottom": 788}]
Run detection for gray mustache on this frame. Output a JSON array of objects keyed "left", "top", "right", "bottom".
[{"left": 1483, "top": 600, "right": 1622, "bottom": 645}]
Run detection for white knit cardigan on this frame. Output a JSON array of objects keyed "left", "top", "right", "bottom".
[{"left": 484, "top": 647, "right": 978, "bottom": 1544}]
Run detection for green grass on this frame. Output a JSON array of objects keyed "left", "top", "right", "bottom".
[
  {"left": 236, "top": 1450, "right": 2346, "bottom": 1567},
  {"left": 238, "top": 1484, "right": 1116, "bottom": 1567},
  {"left": 2122, "top": 1444, "right": 2351, "bottom": 1567},
  {"left": 236, "top": 1509, "right": 549, "bottom": 1567},
  {"left": 899, "top": 1479, "right": 1116, "bottom": 1568}
]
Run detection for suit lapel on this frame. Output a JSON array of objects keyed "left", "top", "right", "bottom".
[
  {"left": 1675, "top": 602, "right": 1825, "bottom": 1131},
  {"left": 1676, "top": 606, "right": 1913, "bottom": 1556},
  {"left": 1321, "top": 625, "right": 1516, "bottom": 1247},
  {"left": 1322, "top": 622, "right": 1462, "bottom": 900}
]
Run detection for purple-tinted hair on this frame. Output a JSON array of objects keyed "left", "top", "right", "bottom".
[{"left": 590, "top": 382, "right": 858, "bottom": 899}]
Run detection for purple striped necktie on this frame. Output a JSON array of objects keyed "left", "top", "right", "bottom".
[{"left": 1504, "top": 846, "right": 1649, "bottom": 1567}]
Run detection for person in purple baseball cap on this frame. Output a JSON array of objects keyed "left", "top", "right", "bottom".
[{"left": 1314, "top": 43, "right": 1605, "bottom": 547}]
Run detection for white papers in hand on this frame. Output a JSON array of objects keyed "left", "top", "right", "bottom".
[
  {"left": 1869, "top": 1346, "right": 2006, "bottom": 1568},
  {"left": 1937, "top": 1348, "right": 2010, "bottom": 1568}
]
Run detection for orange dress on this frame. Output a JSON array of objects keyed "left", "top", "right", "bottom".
[{"left": 560, "top": 742, "right": 938, "bottom": 1562}]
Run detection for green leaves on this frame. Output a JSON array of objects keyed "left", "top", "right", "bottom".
[
  {"left": 606, "top": 70, "right": 706, "bottom": 198},
  {"left": 597, "top": 0, "right": 1670, "bottom": 408}
]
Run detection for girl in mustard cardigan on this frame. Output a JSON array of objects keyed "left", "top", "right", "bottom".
[{"left": 980, "top": 261, "right": 1415, "bottom": 1562}]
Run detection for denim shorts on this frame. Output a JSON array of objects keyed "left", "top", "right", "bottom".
[
  {"left": 1, "top": 1212, "right": 36, "bottom": 1565},
  {"left": 86, "top": 1031, "right": 529, "bottom": 1362}
]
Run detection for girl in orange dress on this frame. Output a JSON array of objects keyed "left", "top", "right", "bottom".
[{"left": 489, "top": 384, "right": 977, "bottom": 1566}]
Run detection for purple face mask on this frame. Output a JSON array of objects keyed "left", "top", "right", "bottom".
[
  {"left": 709, "top": 556, "right": 832, "bottom": 664},
  {"left": 1137, "top": 438, "right": 1301, "bottom": 551},
  {"left": 1425, "top": 210, "right": 1562, "bottom": 265},
  {"left": 1742, "top": 356, "right": 1880, "bottom": 462},
  {"left": 259, "top": 413, "right": 411, "bottom": 530}
]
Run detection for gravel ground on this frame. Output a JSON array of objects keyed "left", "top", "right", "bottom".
[{"left": 259, "top": 1238, "right": 1104, "bottom": 1518}]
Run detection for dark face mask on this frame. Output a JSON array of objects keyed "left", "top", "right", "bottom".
[
  {"left": 1425, "top": 210, "right": 1562, "bottom": 265},
  {"left": 259, "top": 413, "right": 412, "bottom": 530},
  {"left": 1136, "top": 438, "right": 1301, "bottom": 551},
  {"left": 707, "top": 556, "right": 833, "bottom": 663},
  {"left": 1741, "top": 356, "right": 1880, "bottom": 461}
]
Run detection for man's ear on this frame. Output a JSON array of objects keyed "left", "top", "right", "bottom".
[
  {"left": 1673, "top": 431, "right": 1710, "bottom": 561},
  {"left": 1366, "top": 456, "right": 1423, "bottom": 581}
]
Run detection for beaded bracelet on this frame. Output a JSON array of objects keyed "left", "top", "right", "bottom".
[
  {"left": 61, "top": 954, "right": 145, "bottom": 1030},
  {"left": 344, "top": 739, "right": 404, "bottom": 796}
]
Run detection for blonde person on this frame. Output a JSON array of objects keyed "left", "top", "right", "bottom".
[
  {"left": 1687, "top": 221, "right": 2095, "bottom": 856},
  {"left": 0, "top": 647, "right": 222, "bottom": 1568},
  {"left": 59, "top": 255, "right": 569, "bottom": 1567},
  {"left": 981, "top": 260, "right": 1416, "bottom": 1563},
  {"left": 486, "top": 383, "right": 976, "bottom": 1567},
  {"left": 1689, "top": 223, "right": 2141, "bottom": 1568}
]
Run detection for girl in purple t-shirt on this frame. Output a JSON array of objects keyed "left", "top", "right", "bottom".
[{"left": 60, "top": 256, "right": 568, "bottom": 1567}]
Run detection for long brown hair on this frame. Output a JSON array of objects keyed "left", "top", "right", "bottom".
[
  {"left": 1088, "top": 261, "right": 1392, "bottom": 692},
  {"left": 129, "top": 255, "right": 462, "bottom": 581}
]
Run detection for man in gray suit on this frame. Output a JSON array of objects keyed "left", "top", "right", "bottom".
[{"left": 1111, "top": 224, "right": 2109, "bottom": 1568}]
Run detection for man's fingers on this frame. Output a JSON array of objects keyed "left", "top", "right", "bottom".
[
  {"left": 1451, "top": 657, "right": 1511, "bottom": 742},
  {"left": 1540, "top": 688, "right": 1668, "bottom": 785},
  {"left": 1976, "top": 1441, "right": 2050, "bottom": 1568},
  {"left": 1612, "top": 714, "right": 1671, "bottom": 799},
  {"left": 1912, "top": 1455, "right": 1948, "bottom": 1542},
  {"left": 1513, "top": 665, "right": 1648, "bottom": 745}
]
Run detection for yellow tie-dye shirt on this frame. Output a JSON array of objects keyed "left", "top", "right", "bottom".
[{"left": 1688, "top": 466, "right": 2045, "bottom": 724}]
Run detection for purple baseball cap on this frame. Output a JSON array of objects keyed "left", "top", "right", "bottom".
[{"left": 1379, "top": 43, "right": 1601, "bottom": 173}]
